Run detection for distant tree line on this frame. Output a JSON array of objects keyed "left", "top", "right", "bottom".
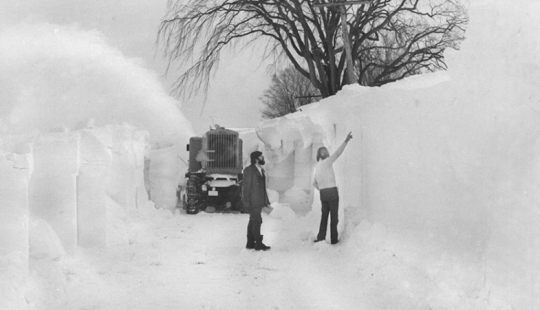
[{"left": 260, "top": 67, "right": 320, "bottom": 119}]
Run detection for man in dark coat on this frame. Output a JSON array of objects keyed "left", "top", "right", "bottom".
[{"left": 242, "top": 151, "right": 271, "bottom": 251}]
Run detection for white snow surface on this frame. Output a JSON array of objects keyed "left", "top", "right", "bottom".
[
  {"left": 13, "top": 207, "right": 491, "bottom": 310},
  {"left": 0, "top": 23, "right": 194, "bottom": 148},
  {"left": 254, "top": 1, "right": 540, "bottom": 308},
  {"left": 2, "top": 1, "right": 540, "bottom": 309}
]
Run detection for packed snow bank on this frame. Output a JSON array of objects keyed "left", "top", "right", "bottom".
[
  {"left": 0, "top": 124, "right": 159, "bottom": 307},
  {"left": 0, "top": 252, "right": 29, "bottom": 310},
  {"left": 29, "top": 131, "right": 80, "bottom": 253},
  {"left": 0, "top": 20, "right": 195, "bottom": 231},
  {"left": 0, "top": 150, "right": 32, "bottom": 257},
  {"left": 0, "top": 20, "right": 196, "bottom": 310},
  {"left": 0, "top": 150, "right": 32, "bottom": 310},
  {"left": 0, "top": 23, "right": 194, "bottom": 148},
  {"left": 147, "top": 145, "right": 185, "bottom": 210},
  {"left": 269, "top": 202, "right": 296, "bottom": 221},
  {"left": 256, "top": 0, "right": 540, "bottom": 307},
  {"left": 281, "top": 186, "right": 311, "bottom": 214},
  {"left": 0, "top": 22, "right": 195, "bottom": 209},
  {"left": 233, "top": 127, "right": 266, "bottom": 167}
]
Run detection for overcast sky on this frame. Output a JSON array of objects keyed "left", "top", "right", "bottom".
[{"left": 1, "top": 0, "right": 270, "bottom": 135}]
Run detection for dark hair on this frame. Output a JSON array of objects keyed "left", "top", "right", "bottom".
[
  {"left": 316, "top": 147, "right": 327, "bottom": 162},
  {"left": 250, "top": 151, "right": 263, "bottom": 164}
]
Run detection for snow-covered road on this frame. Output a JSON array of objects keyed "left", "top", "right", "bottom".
[
  {"left": 58, "top": 212, "right": 369, "bottom": 310},
  {"left": 31, "top": 206, "right": 486, "bottom": 310}
]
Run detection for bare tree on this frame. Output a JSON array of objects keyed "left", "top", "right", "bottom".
[
  {"left": 260, "top": 66, "right": 320, "bottom": 119},
  {"left": 158, "top": 0, "right": 467, "bottom": 99},
  {"left": 356, "top": 1, "right": 467, "bottom": 86}
]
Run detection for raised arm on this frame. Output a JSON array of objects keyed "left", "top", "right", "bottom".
[{"left": 328, "top": 132, "right": 353, "bottom": 163}]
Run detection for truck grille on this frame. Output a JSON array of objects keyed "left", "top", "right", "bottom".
[
  {"left": 208, "top": 134, "right": 236, "bottom": 167},
  {"left": 206, "top": 130, "right": 239, "bottom": 173}
]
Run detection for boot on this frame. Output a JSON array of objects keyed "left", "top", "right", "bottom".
[
  {"left": 255, "top": 235, "right": 271, "bottom": 251},
  {"left": 246, "top": 234, "right": 255, "bottom": 249}
]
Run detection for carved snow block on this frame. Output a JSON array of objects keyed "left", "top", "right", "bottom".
[
  {"left": 0, "top": 150, "right": 33, "bottom": 271},
  {"left": 76, "top": 130, "right": 111, "bottom": 248},
  {"left": 107, "top": 124, "right": 149, "bottom": 210},
  {"left": 29, "top": 132, "right": 80, "bottom": 253}
]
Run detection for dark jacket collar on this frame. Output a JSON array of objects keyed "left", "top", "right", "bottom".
[{"left": 250, "top": 163, "right": 264, "bottom": 177}]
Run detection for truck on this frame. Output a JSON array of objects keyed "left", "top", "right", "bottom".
[{"left": 183, "top": 126, "right": 244, "bottom": 214}]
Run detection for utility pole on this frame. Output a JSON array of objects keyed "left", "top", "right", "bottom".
[{"left": 313, "top": 1, "right": 372, "bottom": 85}]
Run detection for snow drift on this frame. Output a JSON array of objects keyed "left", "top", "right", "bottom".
[
  {"left": 0, "top": 23, "right": 194, "bottom": 147},
  {"left": 0, "top": 23, "right": 195, "bottom": 309},
  {"left": 257, "top": 1, "right": 540, "bottom": 308},
  {"left": 0, "top": 22, "right": 195, "bottom": 210}
]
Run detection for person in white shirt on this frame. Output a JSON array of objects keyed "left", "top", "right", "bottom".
[{"left": 313, "top": 132, "right": 353, "bottom": 244}]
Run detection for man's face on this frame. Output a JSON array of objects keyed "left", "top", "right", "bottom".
[
  {"left": 320, "top": 148, "right": 329, "bottom": 159},
  {"left": 257, "top": 155, "right": 265, "bottom": 166}
]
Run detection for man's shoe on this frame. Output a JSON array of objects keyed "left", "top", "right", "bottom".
[
  {"left": 255, "top": 236, "right": 271, "bottom": 251},
  {"left": 331, "top": 240, "right": 339, "bottom": 245},
  {"left": 313, "top": 239, "right": 324, "bottom": 243}
]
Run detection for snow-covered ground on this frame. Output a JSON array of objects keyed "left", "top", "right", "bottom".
[{"left": 25, "top": 205, "right": 487, "bottom": 310}]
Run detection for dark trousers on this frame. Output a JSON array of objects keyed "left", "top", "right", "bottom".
[
  {"left": 317, "top": 187, "right": 339, "bottom": 243},
  {"left": 247, "top": 208, "right": 262, "bottom": 238}
]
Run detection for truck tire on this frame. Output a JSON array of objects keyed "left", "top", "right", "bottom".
[{"left": 186, "top": 177, "right": 199, "bottom": 214}]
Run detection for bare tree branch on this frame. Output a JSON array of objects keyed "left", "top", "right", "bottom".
[
  {"left": 157, "top": 0, "right": 468, "bottom": 99},
  {"left": 261, "top": 66, "right": 320, "bottom": 119}
]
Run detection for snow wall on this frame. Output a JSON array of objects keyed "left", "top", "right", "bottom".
[
  {"left": 257, "top": 1, "right": 540, "bottom": 308},
  {"left": 0, "top": 23, "right": 195, "bottom": 211},
  {"left": 0, "top": 125, "right": 151, "bottom": 308},
  {"left": 0, "top": 24, "right": 194, "bottom": 308}
]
